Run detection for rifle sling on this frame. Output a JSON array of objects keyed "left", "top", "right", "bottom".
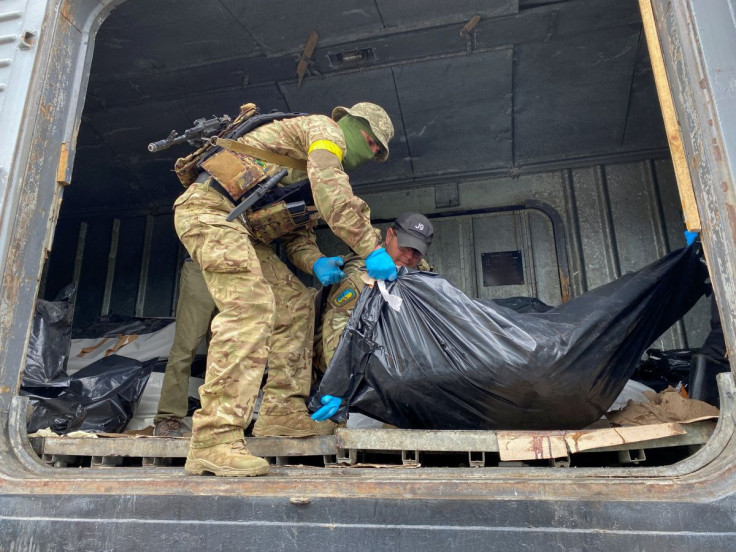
[{"left": 213, "top": 137, "right": 308, "bottom": 171}]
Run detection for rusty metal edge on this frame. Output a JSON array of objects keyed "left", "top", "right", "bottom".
[{"left": 0, "top": 0, "right": 735, "bottom": 506}]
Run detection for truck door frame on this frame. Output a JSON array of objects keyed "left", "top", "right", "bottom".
[{"left": 0, "top": 0, "right": 734, "bottom": 546}]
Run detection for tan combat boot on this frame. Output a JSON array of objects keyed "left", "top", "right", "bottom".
[
  {"left": 185, "top": 440, "right": 269, "bottom": 477},
  {"left": 252, "top": 412, "right": 336, "bottom": 437}
]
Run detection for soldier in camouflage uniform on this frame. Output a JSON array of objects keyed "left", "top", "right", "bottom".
[
  {"left": 315, "top": 213, "right": 435, "bottom": 374},
  {"left": 174, "top": 102, "right": 396, "bottom": 477}
]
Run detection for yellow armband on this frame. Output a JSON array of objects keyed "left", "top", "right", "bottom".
[{"left": 308, "top": 140, "right": 344, "bottom": 162}]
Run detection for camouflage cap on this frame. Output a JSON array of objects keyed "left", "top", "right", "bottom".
[{"left": 332, "top": 102, "right": 394, "bottom": 162}]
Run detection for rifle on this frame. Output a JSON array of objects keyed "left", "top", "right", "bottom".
[
  {"left": 226, "top": 169, "right": 288, "bottom": 222},
  {"left": 147, "top": 115, "right": 231, "bottom": 153}
]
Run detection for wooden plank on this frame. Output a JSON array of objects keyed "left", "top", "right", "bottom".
[{"left": 638, "top": 0, "right": 701, "bottom": 231}]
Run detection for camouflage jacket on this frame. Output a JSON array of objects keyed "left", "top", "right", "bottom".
[
  {"left": 324, "top": 251, "right": 431, "bottom": 315},
  {"left": 240, "top": 115, "right": 382, "bottom": 273}
]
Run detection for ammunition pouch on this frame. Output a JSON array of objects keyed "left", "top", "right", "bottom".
[
  {"left": 198, "top": 170, "right": 318, "bottom": 243},
  {"left": 244, "top": 200, "right": 319, "bottom": 244},
  {"left": 201, "top": 150, "right": 268, "bottom": 202},
  {"left": 174, "top": 149, "right": 204, "bottom": 188}
]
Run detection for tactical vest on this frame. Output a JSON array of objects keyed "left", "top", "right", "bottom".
[{"left": 174, "top": 104, "right": 319, "bottom": 244}]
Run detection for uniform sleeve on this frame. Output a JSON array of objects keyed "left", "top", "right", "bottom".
[
  {"left": 282, "top": 228, "right": 323, "bottom": 274},
  {"left": 418, "top": 259, "right": 432, "bottom": 271},
  {"left": 303, "top": 117, "right": 382, "bottom": 258}
]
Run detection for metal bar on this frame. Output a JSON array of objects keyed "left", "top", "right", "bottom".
[
  {"left": 524, "top": 200, "right": 572, "bottom": 303},
  {"left": 519, "top": 211, "right": 537, "bottom": 299},
  {"left": 467, "top": 215, "right": 478, "bottom": 297},
  {"left": 643, "top": 159, "right": 671, "bottom": 257},
  {"left": 34, "top": 435, "right": 338, "bottom": 460},
  {"left": 561, "top": 168, "right": 588, "bottom": 295},
  {"left": 72, "top": 221, "right": 87, "bottom": 286},
  {"left": 135, "top": 215, "right": 154, "bottom": 317},
  {"left": 594, "top": 165, "right": 622, "bottom": 280},
  {"left": 101, "top": 218, "right": 120, "bottom": 315},
  {"left": 336, "top": 429, "right": 500, "bottom": 452},
  {"left": 37, "top": 249, "right": 50, "bottom": 300}
]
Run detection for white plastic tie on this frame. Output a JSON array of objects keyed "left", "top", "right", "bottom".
[{"left": 377, "top": 279, "right": 403, "bottom": 312}]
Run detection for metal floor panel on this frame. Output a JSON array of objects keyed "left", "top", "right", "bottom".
[{"left": 30, "top": 421, "right": 715, "bottom": 470}]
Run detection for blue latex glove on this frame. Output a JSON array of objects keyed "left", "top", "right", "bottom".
[
  {"left": 684, "top": 230, "right": 699, "bottom": 246},
  {"left": 311, "top": 395, "right": 343, "bottom": 421},
  {"left": 313, "top": 256, "right": 345, "bottom": 286},
  {"left": 365, "top": 247, "right": 397, "bottom": 281}
]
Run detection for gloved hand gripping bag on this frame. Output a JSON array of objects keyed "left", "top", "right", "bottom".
[{"left": 310, "top": 246, "right": 708, "bottom": 430}]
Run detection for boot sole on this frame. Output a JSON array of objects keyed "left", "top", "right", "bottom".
[
  {"left": 185, "top": 458, "right": 269, "bottom": 477},
  {"left": 252, "top": 424, "right": 334, "bottom": 438}
]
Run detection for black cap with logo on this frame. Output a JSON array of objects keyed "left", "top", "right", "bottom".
[{"left": 392, "top": 212, "right": 434, "bottom": 257}]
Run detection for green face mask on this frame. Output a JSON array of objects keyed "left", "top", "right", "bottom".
[{"left": 337, "top": 115, "right": 377, "bottom": 171}]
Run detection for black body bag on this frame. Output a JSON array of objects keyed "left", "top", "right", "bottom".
[{"left": 310, "top": 245, "right": 708, "bottom": 430}]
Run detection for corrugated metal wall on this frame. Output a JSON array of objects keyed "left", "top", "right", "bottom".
[{"left": 42, "top": 156, "right": 711, "bottom": 348}]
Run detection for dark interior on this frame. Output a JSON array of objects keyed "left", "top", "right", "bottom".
[{"left": 65, "top": 0, "right": 664, "bottom": 216}]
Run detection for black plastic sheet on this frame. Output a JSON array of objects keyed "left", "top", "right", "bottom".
[
  {"left": 22, "top": 287, "right": 163, "bottom": 433},
  {"left": 24, "top": 397, "right": 86, "bottom": 435},
  {"left": 486, "top": 296, "right": 552, "bottom": 314},
  {"left": 23, "top": 355, "right": 155, "bottom": 434},
  {"left": 631, "top": 348, "right": 695, "bottom": 392},
  {"left": 22, "top": 284, "right": 75, "bottom": 387},
  {"left": 68, "top": 355, "right": 156, "bottom": 433},
  {"left": 311, "top": 245, "right": 708, "bottom": 430}
]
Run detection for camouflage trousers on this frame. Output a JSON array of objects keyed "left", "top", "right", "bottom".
[
  {"left": 174, "top": 181, "right": 315, "bottom": 448},
  {"left": 315, "top": 265, "right": 366, "bottom": 374},
  {"left": 154, "top": 259, "right": 216, "bottom": 423}
]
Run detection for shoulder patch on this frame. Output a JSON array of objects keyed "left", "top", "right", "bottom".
[{"left": 333, "top": 287, "right": 358, "bottom": 307}]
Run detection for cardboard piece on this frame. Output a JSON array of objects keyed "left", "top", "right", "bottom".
[
  {"left": 605, "top": 386, "right": 719, "bottom": 426},
  {"left": 497, "top": 432, "right": 568, "bottom": 461},
  {"left": 497, "top": 423, "right": 689, "bottom": 461}
]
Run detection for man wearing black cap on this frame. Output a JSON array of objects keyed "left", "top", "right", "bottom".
[{"left": 314, "top": 212, "right": 434, "bottom": 374}]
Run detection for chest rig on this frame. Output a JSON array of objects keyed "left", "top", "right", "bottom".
[{"left": 174, "top": 103, "right": 320, "bottom": 243}]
